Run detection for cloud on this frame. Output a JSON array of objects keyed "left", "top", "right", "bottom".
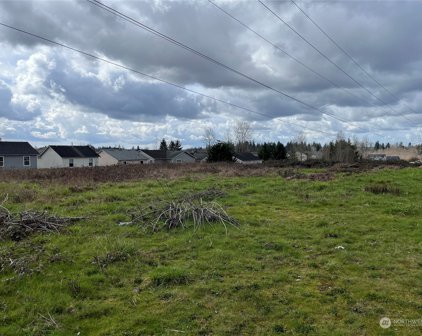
[
  {"left": 0, "top": 0, "right": 420, "bottom": 146},
  {"left": 44, "top": 58, "right": 212, "bottom": 122}
]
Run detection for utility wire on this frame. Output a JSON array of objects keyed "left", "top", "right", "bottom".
[
  {"left": 289, "top": 0, "right": 419, "bottom": 130},
  {"left": 0, "top": 21, "right": 337, "bottom": 137},
  {"left": 208, "top": 0, "right": 342, "bottom": 91},
  {"left": 258, "top": 0, "right": 411, "bottom": 121},
  {"left": 207, "top": 0, "right": 389, "bottom": 135},
  {"left": 86, "top": 0, "right": 375, "bottom": 135}
]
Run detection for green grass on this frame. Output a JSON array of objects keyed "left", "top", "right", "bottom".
[{"left": 0, "top": 167, "right": 421, "bottom": 335}]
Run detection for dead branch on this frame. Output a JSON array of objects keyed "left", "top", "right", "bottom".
[
  {"left": 124, "top": 197, "right": 239, "bottom": 231},
  {"left": 0, "top": 201, "right": 85, "bottom": 241}
]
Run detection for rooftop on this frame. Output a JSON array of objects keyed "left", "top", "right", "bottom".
[
  {"left": 48, "top": 145, "right": 99, "bottom": 158},
  {"left": 101, "top": 148, "right": 151, "bottom": 161},
  {"left": 0, "top": 141, "right": 39, "bottom": 156}
]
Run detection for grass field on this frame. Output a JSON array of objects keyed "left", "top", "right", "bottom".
[{"left": 0, "top": 165, "right": 421, "bottom": 335}]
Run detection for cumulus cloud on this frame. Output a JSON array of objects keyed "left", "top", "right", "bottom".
[{"left": 0, "top": 0, "right": 420, "bottom": 146}]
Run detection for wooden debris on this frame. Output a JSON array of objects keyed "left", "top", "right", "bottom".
[
  {"left": 0, "top": 195, "right": 84, "bottom": 241},
  {"left": 123, "top": 189, "right": 238, "bottom": 232}
]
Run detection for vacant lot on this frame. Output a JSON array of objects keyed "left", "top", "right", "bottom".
[{"left": 0, "top": 165, "right": 421, "bottom": 335}]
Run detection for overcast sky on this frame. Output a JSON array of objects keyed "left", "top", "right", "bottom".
[{"left": 0, "top": 0, "right": 421, "bottom": 148}]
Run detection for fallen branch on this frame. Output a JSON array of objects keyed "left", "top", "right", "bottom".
[
  {"left": 121, "top": 189, "right": 238, "bottom": 232},
  {"left": 0, "top": 197, "right": 84, "bottom": 241}
]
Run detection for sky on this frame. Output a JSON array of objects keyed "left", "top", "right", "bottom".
[{"left": 0, "top": 0, "right": 421, "bottom": 149}]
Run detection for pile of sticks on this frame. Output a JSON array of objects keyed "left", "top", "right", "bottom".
[
  {"left": 0, "top": 195, "right": 84, "bottom": 241},
  {"left": 122, "top": 189, "right": 238, "bottom": 232}
]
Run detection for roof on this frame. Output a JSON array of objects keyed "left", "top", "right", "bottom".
[
  {"left": 141, "top": 150, "right": 194, "bottom": 160},
  {"left": 234, "top": 152, "right": 261, "bottom": 161},
  {"left": 48, "top": 145, "right": 99, "bottom": 158},
  {"left": 101, "top": 148, "right": 150, "bottom": 161},
  {"left": 141, "top": 150, "right": 168, "bottom": 160},
  {"left": 190, "top": 151, "right": 208, "bottom": 161},
  {"left": 0, "top": 141, "right": 39, "bottom": 156},
  {"left": 37, "top": 146, "right": 48, "bottom": 155}
]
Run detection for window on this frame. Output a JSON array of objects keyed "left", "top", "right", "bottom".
[
  {"left": 176, "top": 159, "right": 182, "bottom": 163},
  {"left": 0, "top": 156, "right": 4, "bottom": 167},
  {"left": 69, "top": 158, "right": 74, "bottom": 167},
  {"left": 89, "top": 158, "right": 93, "bottom": 167},
  {"left": 23, "top": 156, "right": 30, "bottom": 166}
]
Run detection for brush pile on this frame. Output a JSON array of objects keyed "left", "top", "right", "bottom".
[
  {"left": 0, "top": 196, "right": 84, "bottom": 241},
  {"left": 122, "top": 189, "right": 238, "bottom": 232}
]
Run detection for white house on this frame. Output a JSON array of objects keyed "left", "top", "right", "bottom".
[
  {"left": 38, "top": 145, "right": 99, "bottom": 169},
  {"left": 98, "top": 148, "right": 154, "bottom": 166}
]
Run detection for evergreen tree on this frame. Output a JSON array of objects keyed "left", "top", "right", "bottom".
[
  {"left": 207, "top": 142, "right": 234, "bottom": 162},
  {"left": 169, "top": 140, "right": 176, "bottom": 150},
  {"left": 174, "top": 140, "right": 182, "bottom": 150},
  {"left": 258, "top": 143, "right": 271, "bottom": 160},
  {"left": 275, "top": 142, "right": 286, "bottom": 160},
  {"left": 159, "top": 138, "right": 168, "bottom": 151},
  {"left": 258, "top": 142, "right": 286, "bottom": 161}
]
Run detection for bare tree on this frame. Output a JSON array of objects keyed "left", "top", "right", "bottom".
[
  {"left": 203, "top": 127, "right": 216, "bottom": 148},
  {"left": 354, "top": 136, "right": 370, "bottom": 158},
  {"left": 234, "top": 121, "right": 252, "bottom": 152},
  {"left": 290, "top": 132, "right": 307, "bottom": 159},
  {"left": 293, "top": 132, "right": 307, "bottom": 145},
  {"left": 223, "top": 129, "right": 233, "bottom": 144},
  {"left": 335, "top": 131, "right": 345, "bottom": 162}
]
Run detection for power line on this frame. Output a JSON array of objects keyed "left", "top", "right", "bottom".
[
  {"left": 207, "top": 0, "right": 390, "bottom": 135},
  {"left": 258, "top": 0, "right": 408, "bottom": 118},
  {"left": 208, "top": 0, "right": 342, "bottom": 90},
  {"left": 289, "top": 0, "right": 420, "bottom": 127},
  {"left": 0, "top": 21, "right": 337, "bottom": 137},
  {"left": 86, "top": 0, "right": 373, "bottom": 134}
]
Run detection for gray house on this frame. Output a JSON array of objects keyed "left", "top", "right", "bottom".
[
  {"left": 0, "top": 141, "right": 38, "bottom": 169},
  {"left": 141, "top": 150, "right": 196, "bottom": 163}
]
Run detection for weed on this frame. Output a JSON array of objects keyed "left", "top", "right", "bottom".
[
  {"left": 92, "top": 251, "right": 130, "bottom": 270},
  {"left": 364, "top": 183, "right": 401, "bottom": 195},
  {"left": 150, "top": 267, "right": 191, "bottom": 287}
]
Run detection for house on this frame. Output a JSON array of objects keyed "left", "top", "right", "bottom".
[
  {"left": 98, "top": 148, "right": 153, "bottom": 166},
  {"left": 367, "top": 154, "right": 386, "bottom": 161},
  {"left": 189, "top": 150, "right": 208, "bottom": 163},
  {"left": 233, "top": 152, "right": 262, "bottom": 164},
  {"left": 141, "top": 150, "right": 196, "bottom": 163},
  {"left": 38, "top": 145, "right": 99, "bottom": 168},
  {"left": 295, "top": 151, "right": 308, "bottom": 162},
  {"left": 0, "top": 141, "right": 38, "bottom": 169}
]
